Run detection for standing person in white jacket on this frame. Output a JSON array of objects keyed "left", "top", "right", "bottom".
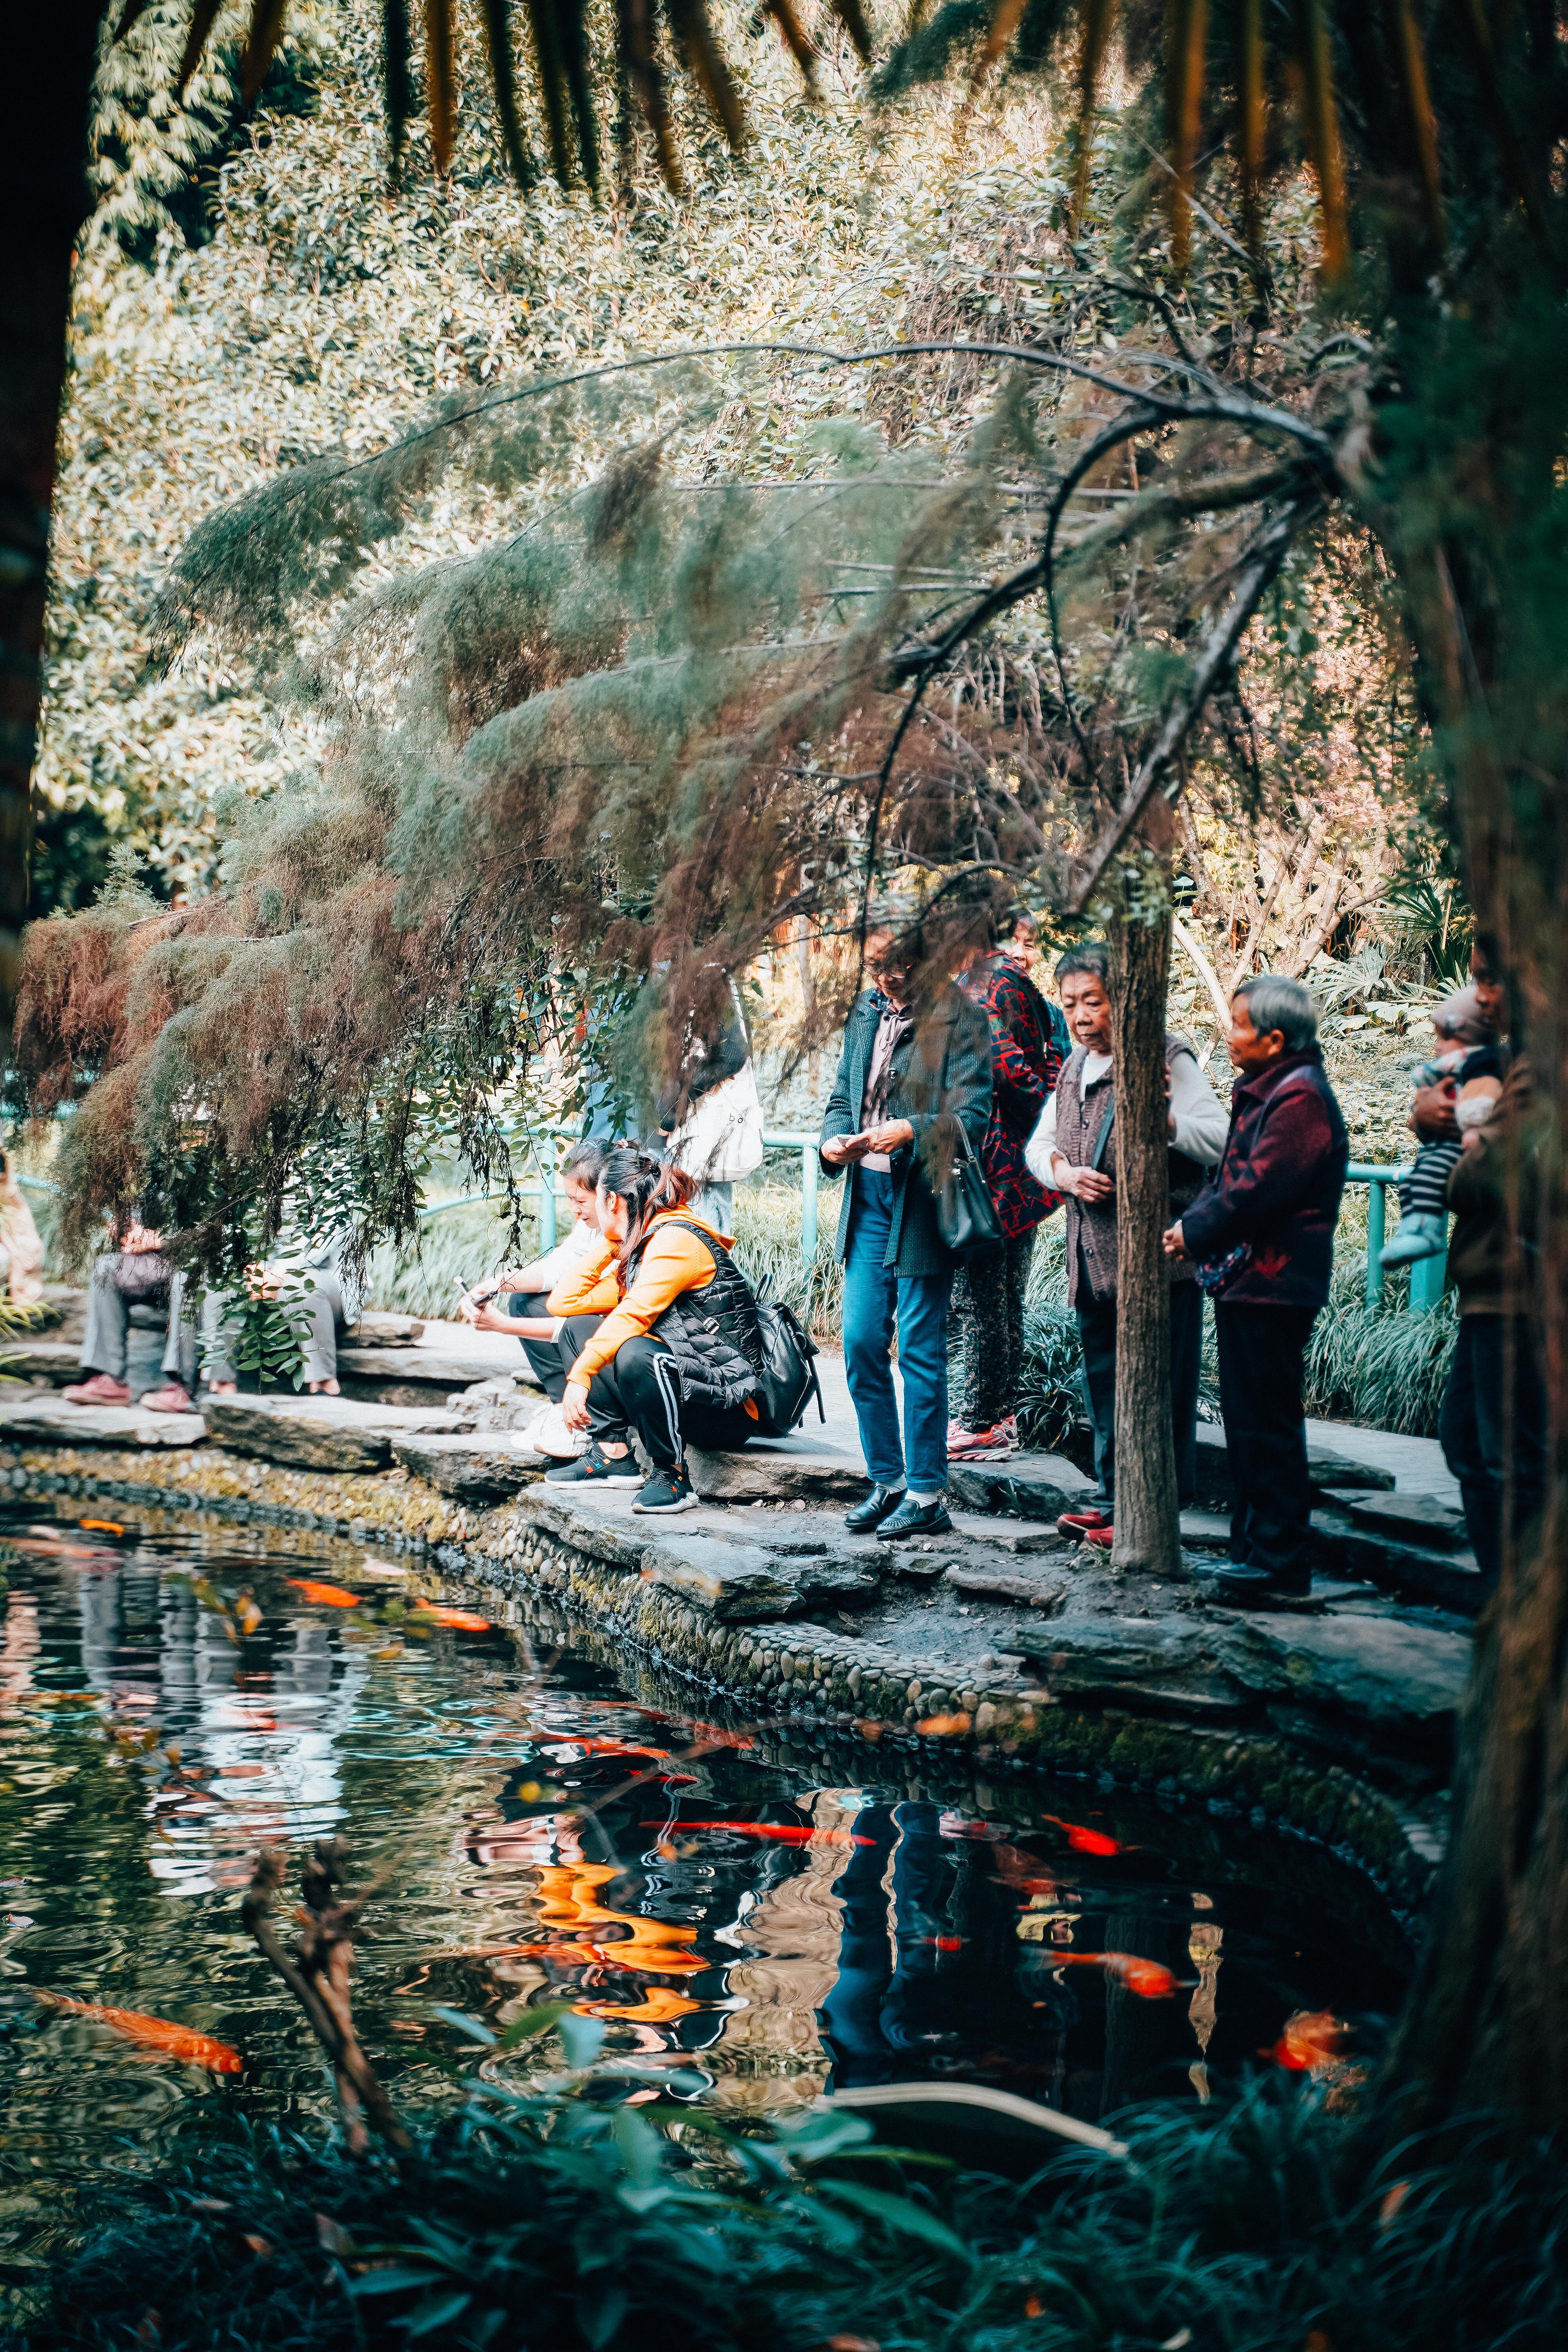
[
  {"left": 1025, "top": 944, "right": 1229, "bottom": 1540},
  {"left": 657, "top": 980, "right": 764, "bottom": 1231}
]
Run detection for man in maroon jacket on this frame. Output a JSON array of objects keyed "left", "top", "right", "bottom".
[{"left": 1163, "top": 975, "right": 1348, "bottom": 1604}]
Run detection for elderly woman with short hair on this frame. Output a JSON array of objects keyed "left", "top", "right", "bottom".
[{"left": 1164, "top": 974, "right": 1349, "bottom": 1606}]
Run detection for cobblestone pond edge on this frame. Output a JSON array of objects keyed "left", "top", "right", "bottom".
[{"left": 2, "top": 1439, "right": 1446, "bottom": 1928}]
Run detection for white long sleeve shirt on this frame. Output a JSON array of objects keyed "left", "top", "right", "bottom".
[{"left": 1024, "top": 1050, "right": 1229, "bottom": 1187}]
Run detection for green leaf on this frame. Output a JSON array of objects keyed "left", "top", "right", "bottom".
[
  {"left": 496, "top": 2001, "right": 572, "bottom": 2051},
  {"left": 348, "top": 2269, "right": 440, "bottom": 2298},
  {"left": 817, "top": 2180, "right": 972, "bottom": 2261},
  {"left": 403, "top": 2291, "right": 472, "bottom": 2337},
  {"left": 611, "top": 2103, "right": 665, "bottom": 2187},
  {"left": 556, "top": 2010, "right": 606, "bottom": 2069},
  {"left": 429, "top": 2005, "right": 497, "bottom": 2046}
]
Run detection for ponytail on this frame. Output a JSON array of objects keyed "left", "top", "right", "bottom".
[{"left": 598, "top": 1146, "right": 698, "bottom": 1280}]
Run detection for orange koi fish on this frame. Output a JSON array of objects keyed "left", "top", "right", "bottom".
[
  {"left": 916, "top": 1711, "right": 972, "bottom": 1738},
  {"left": 411, "top": 1604, "right": 491, "bottom": 1631},
  {"left": 32, "top": 1990, "right": 242, "bottom": 2071},
  {"left": 546, "top": 1738, "right": 671, "bottom": 1763},
  {"left": 78, "top": 1520, "right": 125, "bottom": 1537},
  {"left": 1265, "top": 2010, "right": 1352, "bottom": 2071},
  {"left": 683, "top": 1722, "right": 754, "bottom": 1752},
  {"left": 286, "top": 1581, "right": 360, "bottom": 1608},
  {"left": 1041, "top": 1814, "right": 1128, "bottom": 1857},
  {"left": 576, "top": 1985, "right": 703, "bottom": 2024},
  {"left": 533, "top": 1863, "right": 704, "bottom": 1975},
  {"left": 642, "top": 1819, "right": 874, "bottom": 1847},
  {"left": 1055, "top": 1952, "right": 1180, "bottom": 1999}
]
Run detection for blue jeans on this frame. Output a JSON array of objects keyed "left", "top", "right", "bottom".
[{"left": 842, "top": 1166, "right": 952, "bottom": 1492}]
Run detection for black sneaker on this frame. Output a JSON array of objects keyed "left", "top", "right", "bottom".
[
  {"left": 544, "top": 1443, "right": 642, "bottom": 1489},
  {"left": 844, "top": 1483, "right": 908, "bottom": 1534},
  {"left": 880, "top": 1494, "right": 953, "bottom": 1539},
  {"left": 632, "top": 1461, "right": 699, "bottom": 1515}
]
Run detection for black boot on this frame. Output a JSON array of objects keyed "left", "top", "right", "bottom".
[{"left": 844, "top": 1483, "right": 907, "bottom": 1534}]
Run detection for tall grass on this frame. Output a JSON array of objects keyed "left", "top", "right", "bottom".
[{"left": 16, "top": 2078, "right": 1568, "bottom": 2352}]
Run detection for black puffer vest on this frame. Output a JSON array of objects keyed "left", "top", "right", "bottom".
[{"left": 624, "top": 1218, "right": 764, "bottom": 1411}]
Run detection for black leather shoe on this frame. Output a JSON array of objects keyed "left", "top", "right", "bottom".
[
  {"left": 1205, "top": 1563, "right": 1310, "bottom": 1608},
  {"left": 844, "top": 1483, "right": 907, "bottom": 1534},
  {"left": 880, "top": 1494, "right": 953, "bottom": 1540}
]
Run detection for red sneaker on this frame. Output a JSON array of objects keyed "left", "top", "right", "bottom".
[
  {"left": 1056, "top": 1507, "right": 1111, "bottom": 1537},
  {"left": 140, "top": 1383, "right": 194, "bottom": 1414},
  {"left": 62, "top": 1373, "right": 131, "bottom": 1407},
  {"left": 1082, "top": 1523, "right": 1115, "bottom": 1549}
]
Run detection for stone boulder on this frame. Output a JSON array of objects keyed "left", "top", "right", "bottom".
[
  {"left": 203, "top": 1394, "right": 465, "bottom": 1473},
  {"left": 391, "top": 1434, "right": 545, "bottom": 1501},
  {"left": 687, "top": 1444, "right": 869, "bottom": 1506},
  {"left": 946, "top": 1452, "right": 1095, "bottom": 1522}
]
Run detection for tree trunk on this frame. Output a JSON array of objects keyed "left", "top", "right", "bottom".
[
  {"left": 1109, "top": 903, "right": 1183, "bottom": 1576},
  {"left": 0, "top": 3, "right": 105, "bottom": 1054}
]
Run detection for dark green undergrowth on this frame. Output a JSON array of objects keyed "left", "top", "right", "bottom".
[{"left": 9, "top": 2079, "right": 1568, "bottom": 2352}]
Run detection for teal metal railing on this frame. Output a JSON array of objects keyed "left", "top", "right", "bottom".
[
  {"left": 1347, "top": 1161, "right": 1446, "bottom": 1313},
  {"left": 418, "top": 1129, "right": 822, "bottom": 1262}
]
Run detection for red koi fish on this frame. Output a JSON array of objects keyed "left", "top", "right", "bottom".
[
  {"left": 644, "top": 1820, "right": 874, "bottom": 1847},
  {"left": 1041, "top": 1814, "right": 1129, "bottom": 1857},
  {"left": 1055, "top": 1952, "right": 1180, "bottom": 1999},
  {"left": 78, "top": 1520, "right": 125, "bottom": 1537},
  {"left": 32, "top": 1990, "right": 243, "bottom": 2071},
  {"left": 548, "top": 1738, "right": 670, "bottom": 1762},
  {"left": 286, "top": 1581, "right": 360, "bottom": 1609},
  {"left": 1265, "top": 2010, "right": 1352, "bottom": 2071},
  {"left": 411, "top": 1605, "right": 491, "bottom": 1632}
]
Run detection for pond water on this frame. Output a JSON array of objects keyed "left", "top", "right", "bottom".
[{"left": 0, "top": 1505, "right": 1408, "bottom": 2232}]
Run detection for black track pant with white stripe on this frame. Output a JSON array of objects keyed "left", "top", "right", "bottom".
[{"left": 558, "top": 1317, "right": 756, "bottom": 1468}]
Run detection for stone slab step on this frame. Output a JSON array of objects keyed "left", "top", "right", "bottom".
[
  {"left": 517, "top": 1486, "right": 891, "bottom": 1618},
  {"left": 1192, "top": 1423, "right": 1395, "bottom": 1507},
  {"left": 344, "top": 1314, "right": 426, "bottom": 1347},
  {"left": 3, "top": 1341, "right": 81, "bottom": 1385},
  {"left": 1178, "top": 1507, "right": 1232, "bottom": 1548},
  {"left": 946, "top": 1562, "right": 1069, "bottom": 1609},
  {"left": 946, "top": 1452, "right": 1095, "bottom": 1522},
  {"left": 1343, "top": 1489, "right": 1468, "bottom": 1552},
  {"left": 204, "top": 1394, "right": 467, "bottom": 1473},
  {"left": 687, "top": 1444, "right": 867, "bottom": 1506},
  {"left": 0, "top": 1396, "right": 205, "bottom": 1448},
  {"left": 390, "top": 1434, "right": 546, "bottom": 1500},
  {"left": 1310, "top": 1511, "right": 1485, "bottom": 1615},
  {"left": 1218, "top": 1610, "right": 1471, "bottom": 1753},
  {"left": 948, "top": 1512, "right": 1068, "bottom": 1555}
]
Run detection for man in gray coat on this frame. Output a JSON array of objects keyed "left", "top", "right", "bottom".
[{"left": 819, "top": 911, "right": 992, "bottom": 1540}]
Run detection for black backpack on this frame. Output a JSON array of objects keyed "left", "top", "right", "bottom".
[{"left": 749, "top": 1278, "right": 825, "bottom": 1436}]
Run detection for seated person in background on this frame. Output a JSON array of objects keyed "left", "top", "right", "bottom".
[
  {"left": 64, "top": 1216, "right": 178, "bottom": 1407},
  {"left": 544, "top": 1147, "right": 765, "bottom": 1517},
  {"left": 1381, "top": 985, "right": 1501, "bottom": 1266},
  {"left": 458, "top": 1140, "right": 609, "bottom": 1457},
  {"left": 0, "top": 1151, "right": 45, "bottom": 1309},
  {"left": 178, "top": 1225, "right": 363, "bottom": 1409}
]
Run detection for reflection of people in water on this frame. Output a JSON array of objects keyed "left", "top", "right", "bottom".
[{"left": 820, "top": 1802, "right": 1054, "bottom": 2092}]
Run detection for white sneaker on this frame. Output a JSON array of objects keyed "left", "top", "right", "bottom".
[{"left": 529, "top": 1404, "right": 588, "bottom": 1459}]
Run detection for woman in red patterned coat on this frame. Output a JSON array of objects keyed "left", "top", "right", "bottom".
[{"left": 948, "top": 911, "right": 1068, "bottom": 1459}]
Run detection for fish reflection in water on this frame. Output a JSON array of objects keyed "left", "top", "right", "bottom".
[{"left": 0, "top": 1513, "right": 1404, "bottom": 2156}]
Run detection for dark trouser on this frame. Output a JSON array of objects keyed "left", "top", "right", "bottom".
[
  {"left": 508, "top": 1290, "right": 567, "bottom": 1401},
  {"left": 1213, "top": 1301, "right": 1318, "bottom": 1587},
  {"left": 949, "top": 1228, "right": 1035, "bottom": 1430},
  {"left": 1078, "top": 1273, "right": 1205, "bottom": 1508},
  {"left": 1397, "top": 1139, "right": 1463, "bottom": 1218},
  {"left": 557, "top": 1316, "right": 754, "bottom": 1470},
  {"left": 1439, "top": 1313, "right": 1549, "bottom": 1583}
]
